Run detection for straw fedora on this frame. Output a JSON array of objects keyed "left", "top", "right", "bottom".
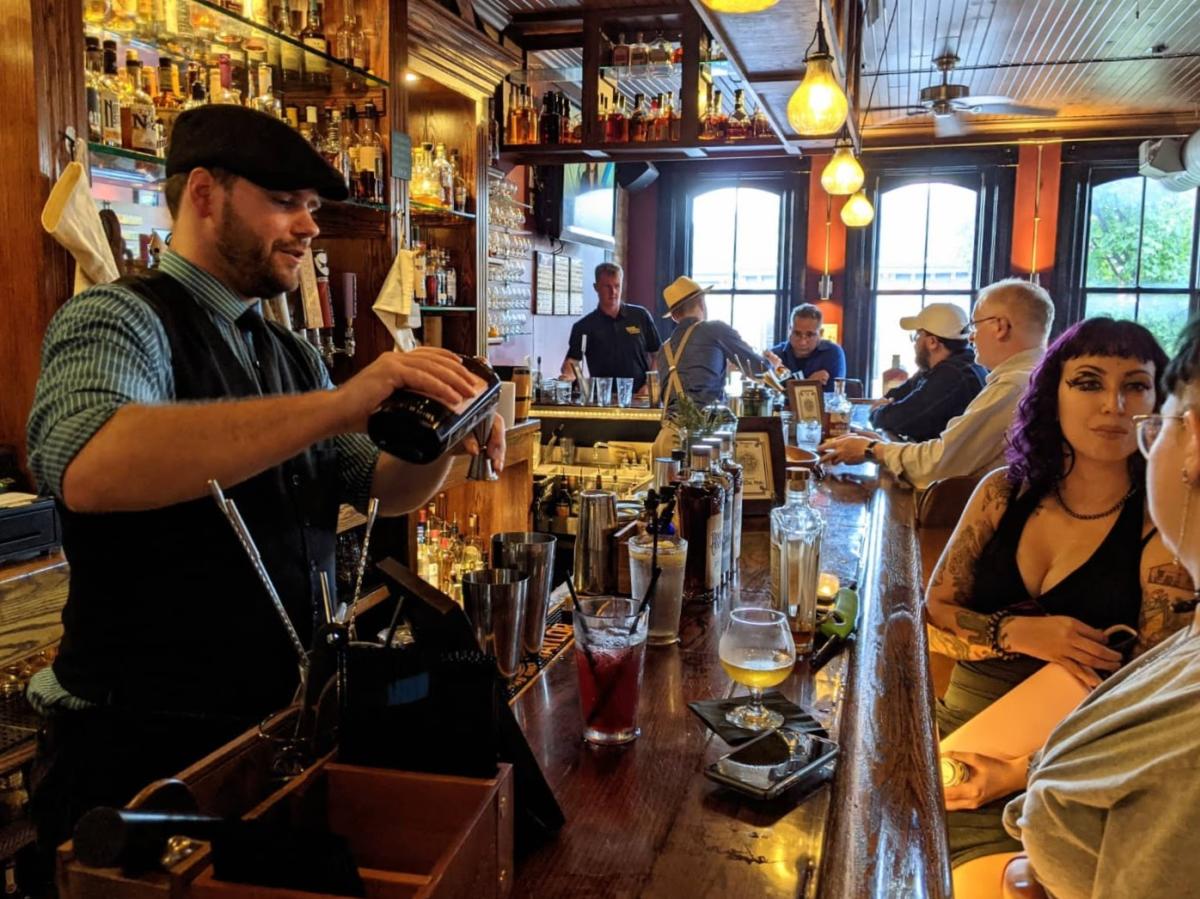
[{"left": 661, "top": 275, "right": 712, "bottom": 318}]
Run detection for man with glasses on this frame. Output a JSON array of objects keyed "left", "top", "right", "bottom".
[
  {"left": 764, "top": 304, "right": 846, "bottom": 392},
  {"left": 821, "top": 279, "right": 1053, "bottom": 490},
  {"left": 869, "top": 304, "right": 987, "bottom": 442}
]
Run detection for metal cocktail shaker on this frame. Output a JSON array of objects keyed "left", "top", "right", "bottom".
[
  {"left": 491, "top": 532, "right": 557, "bottom": 656},
  {"left": 573, "top": 489, "right": 618, "bottom": 595}
]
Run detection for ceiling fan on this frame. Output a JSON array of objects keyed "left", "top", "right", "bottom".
[{"left": 880, "top": 53, "right": 1058, "bottom": 137}]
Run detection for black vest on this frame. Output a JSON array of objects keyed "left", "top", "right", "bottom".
[{"left": 54, "top": 270, "right": 339, "bottom": 723}]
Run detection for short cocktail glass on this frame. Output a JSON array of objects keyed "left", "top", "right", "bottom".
[{"left": 718, "top": 607, "right": 796, "bottom": 730}]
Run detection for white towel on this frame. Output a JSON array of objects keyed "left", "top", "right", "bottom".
[
  {"left": 374, "top": 249, "right": 420, "bottom": 350},
  {"left": 41, "top": 162, "right": 120, "bottom": 293}
]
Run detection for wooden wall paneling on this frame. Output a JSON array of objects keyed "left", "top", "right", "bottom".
[{"left": 1, "top": 0, "right": 85, "bottom": 480}]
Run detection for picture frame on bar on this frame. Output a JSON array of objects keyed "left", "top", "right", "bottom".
[
  {"left": 786, "top": 379, "right": 825, "bottom": 423},
  {"left": 734, "top": 417, "right": 786, "bottom": 515}
]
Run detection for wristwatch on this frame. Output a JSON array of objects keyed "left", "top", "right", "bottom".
[{"left": 864, "top": 440, "right": 879, "bottom": 461}]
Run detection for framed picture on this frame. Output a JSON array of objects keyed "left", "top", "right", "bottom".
[
  {"left": 552, "top": 255, "right": 570, "bottom": 315},
  {"left": 820, "top": 323, "right": 839, "bottom": 343},
  {"left": 735, "top": 416, "right": 786, "bottom": 515},
  {"left": 534, "top": 251, "right": 554, "bottom": 315},
  {"left": 786, "top": 379, "right": 825, "bottom": 422}
]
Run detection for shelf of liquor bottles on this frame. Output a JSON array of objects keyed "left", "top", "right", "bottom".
[{"left": 85, "top": 0, "right": 388, "bottom": 90}]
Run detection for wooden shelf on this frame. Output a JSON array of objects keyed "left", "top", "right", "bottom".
[
  {"left": 500, "top": 136, "right": 782, "bottom": 164},
  {"left": 419, "top": 305, "right": 476, "bottom": 313}
]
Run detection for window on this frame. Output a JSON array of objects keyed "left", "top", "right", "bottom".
[
  {"left": 1083, "top": 175, "right": 1198, "bottom": 352},
  {"left": 688, "top": 186, "right": 784, "bottom": 352},
  {"left": 869, "top": 181, "right": 979, "bottom": 393}
]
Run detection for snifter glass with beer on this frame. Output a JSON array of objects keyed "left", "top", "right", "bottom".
[{"left": 718, "top": 608, "right": 795, "bottom": 730}]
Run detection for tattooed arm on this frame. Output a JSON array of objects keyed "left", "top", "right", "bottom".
[
  {"left": 1136, "top": 530, "right": 1195, "bottom": 654},
  {"left": 924, "top": 467, "right": 1014, "bottom": 660}
]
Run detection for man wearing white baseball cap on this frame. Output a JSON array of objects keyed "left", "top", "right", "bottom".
[
  {"left": 821, "top": 279, "right": 1054, "bottom": 490},
  {"left": 869, "top": 303, "right": 987, "bottom": 442}
]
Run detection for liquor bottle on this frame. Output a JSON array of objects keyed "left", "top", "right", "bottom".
[
  {"left": 252, "top": 63, "right": 283, "bottom": 118},
  {"left": 726, "top": 89, "right": 750, "bottom": 141},
  {"left": 769, "top": 467, "right": 824, "bottom": 653},
  {"left": 646, "top": 94, "right": 662, "bottom": 141},
  {"left": 570, "top": 101, "right": 584, "bottom": 143},
  {"left": 141, "top": 66, "right": 166, "bottom": 156},
  {"left": 629, "top": 32, "right": 649, "bottom": 70},
  {"left": 213, "top": 55, "right": 242, "bottom": 106},
  {"left": 609, "top": 95, "right": 628, "bottom": 143},
  {"left": 557, "top": 92, "right": 571, "bottom": 144},
  {"left": 320, "top": 105, "right": 342, "bottom": 165},
  {"left": 751, "top": 103, "right": 772, "bottom": 139},
  {"left": 412, "top": 240, "right": 426, "bottom": 304},
  {"left": 598, "top": 95, "right": 610, "bottom": 139},
  {"left": 667, "top": 91, "right": 681, "bottom": 141},
  {"left": 84, "top": 0, "right": 109, "bottom": 27},
  {"left": 678, "top": 445, "right": 725, "bottom": 603},
  {"left": 432, "top": 142, "right": 453, "bottom": 209},
  {"left": 333, "top": 0, "right": 366, "bottom": 92},
  {"left": 301, "top": 0, "right": 330, "bottom": 86},
  {"left": 521, "top": 86, "right": 539, "bottom": 144},
  {"left": 487, "top": 97, "right": 500, "bottom": 164},
  {"left": 85, "top": 37, "right": 103, "bottom": 143},
  {"left": 699, "top": 87, "right": 716, "bottom": 141},
  {"left": 156, "top": 57, "right": 180, "bottom": 109},
  {"left": 701, "top": 438, "right": 735, "bottom": 590},
  {"left": 610, "top": 33, "right": 630, "bottom": 71},
  {"left": 446, "top": 252, "right": 457, "bottom": 305},
  {"left": 359, "top": 102, "right": 386, "bottom": 204},
  {"left": 299, "top": 104, "right": 319, "bottom": 144},
  {"left": 881, "top": 354, "right": 909, "bottom": 394},
  {"left": 649, "top": 32, "right": 672, "bottom": 74},
  {"left": 182, "top": 78, "right": 208, "bottom": 111},
  {"left": 538, "top": 91, "right": 559, "bottom": 145},
  {"left": 108, "top": 0, "right": 138, "bottom": 34},
  {"left": 824, "top": 378, "right": 852, "bottom": 439},
  {"left": 706, "top": 90, "right": 727, "bottom": 141},
  {"left": 337, "top": 103, "right": 358, "bottom": 190},
  {"left": 122, "top": 54, "right": 158, "bottom": 153},
  {"left": 448, "top": 149, "right": 468, "bottom": 211},
  {"left": 628, "top": 93, "right": 647, "bottom": 143},
  {"left": 714, "top": 431, "right": 745, "bottom": 566}
]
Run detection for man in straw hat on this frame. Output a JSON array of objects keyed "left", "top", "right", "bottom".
[{"left": 651, "top": 276, "right": 771, "bottom": 459}]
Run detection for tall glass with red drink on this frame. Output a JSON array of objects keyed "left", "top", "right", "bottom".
[{"left": 573, "top": 597, "right": 649, "bottom": 745}]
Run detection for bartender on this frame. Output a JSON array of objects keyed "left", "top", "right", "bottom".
[
  {"left": 24, "top": 105, "right": 504, "bottom": 869},
  {"left": 559, "top": 262, "right": 661, "bottom": 394},
  {"left": 762, "top": 303, "right": 846, "bottom": 391},
  {"left": 651, "top": 276, "right": 770, "bottom": 459}
]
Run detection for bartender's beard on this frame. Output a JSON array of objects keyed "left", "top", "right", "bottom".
[{"left": 214, "top": 199, "right": 302, "bottom": 298}]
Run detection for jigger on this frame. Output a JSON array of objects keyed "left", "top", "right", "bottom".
[{"left": 467, "top": 414, "right": 498, "bottom": 481}]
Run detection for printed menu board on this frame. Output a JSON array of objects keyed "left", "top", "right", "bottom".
[
  {"left": 534, "top": 251, "right": 554, "bottom": 315},
  {"left": 553, "top": 254, "right": 571, "bottom": 315},
  {"left": 569, "top": 257, "right": 585, "bottom": 314}
]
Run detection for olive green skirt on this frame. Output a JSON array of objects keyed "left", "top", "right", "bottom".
[{"left": 937, "top": 657, "right": 1043, "bottom": 868}]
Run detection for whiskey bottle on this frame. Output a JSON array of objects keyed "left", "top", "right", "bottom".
[
  {"left": 881, "top": 354, "right": 909, "bottom": 394},
  {"left": 610, "top": 33, "right": 630, "bottom": 71},
  {"left": 298, "top": 104, "right": 319, "bottom": 144},
  {"left": 629, "top": 32, "right": 649, "bottom": 69},
  {"left": 609, "top": 95, "right": 628, "bottom": 143},
  {"left": 751, "top": 103, "right": 772, "bottom": 139},
  {"left": 714, "top": 431, "right": 745, "bottom": 567},
  {"left": 701, "top": 438, "right": 735, "bottom": 590},
  {"left": 557, "top": 92, "right": 571, "bottom": 144},
  {"left": 726, "top": 89, "right": 750, "bottom": 141},
  {"left": 769, "top": 467, "right": 824, "bottom": 653},
  {"left": 333, "top": 0, "right": 366, "bottom": 92},
  {"left": 300, "top": 0, "right": 330, "bottom": 87},
  {"left": 628, "top": 93, "right": 647, "bottom": 142},
  {"left": 699, "top": 87, "right": 717, "bottom": 141},
  {"left": 597, "top": 94, "right": 610, "bottom": 139},
  {"left": 85, "top": 37, "right": 103, "bottom": 143},
  {"left": 337, "top": 103, "right": 358, "bottom": 190},
  {"left": 707, "top": 90, "right": 727, "bottom": 141},
  {"left": 122, "top": 54, "right": 157, "bottom": 153},
  {"left": 274, "top": 4, "right": 303, "bottom": 86},
  {"left": 678, "top": 445, "right": 725, "bottom": 603},
  {"left": 252, "top": 63, "right": 283, "bottom": 119},
  {"left": 824, "top": 379, "right": 852, "bottom": 439},
  {"left": 648, "top": 32, "right": 672, "bottom": 74},
  {"left": 520, "top": 85, "right": 539, "bottom": 144},
  {"left": 506, "top": 84, "right": 521, "bottom": 145},
  {"left": 538, "top": 91, "right": 559, "bottom": 144},
  {"left": 667, "top": 91, "right": 681, "bottom": 141},
  {"left": 359, "top": 102, "right": 386, "bottom": 204},
  {"left": 182, "top": 78, "right": 208, "bottom": 111},
  {"left": 213, "top": 55, "right": 242, "bottom": 106},
  {"left": 448, "top": 149, "right": 468, "bottom": 211},
  {"left": 487, "top": 97, "right": 500, "bottom": 164},
  {"left": 432, "top": 142, "right": 453, "bottom": 208},
  {"left": 319, "top": 105, "right": 343, "bottom": 167}
]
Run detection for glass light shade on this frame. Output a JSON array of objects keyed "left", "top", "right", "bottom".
[
  {"left": 700, "top": 0, "right": 781, "bottom": 11},
  {"left": 787, "top": 53, "right": 848, "bottom": 135},
  {"left": 840, "top": 190, "right": 875, "bottom": 227},
  {"left": 820, "top": 146, "right": 864, "bottom": 195}
]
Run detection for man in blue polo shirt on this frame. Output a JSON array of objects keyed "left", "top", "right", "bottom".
[
  {"left": 560, "top": 262, "right": 661, "bottom": 393},
  {"left": 764, "top": 303, "right": 846, "bottom": 391}
]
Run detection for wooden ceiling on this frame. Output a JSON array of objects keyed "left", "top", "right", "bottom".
[{"left": 483, "top": 0, "right": 1200, "bottom": 147}]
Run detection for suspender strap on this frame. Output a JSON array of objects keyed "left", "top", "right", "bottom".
[{"left": 661, "top": 322, "right": 701, "bottom": 419}]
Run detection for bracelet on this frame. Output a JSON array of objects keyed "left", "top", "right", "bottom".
[{"left": 986, "top": 610, "right": 1022, "bottom": 661}]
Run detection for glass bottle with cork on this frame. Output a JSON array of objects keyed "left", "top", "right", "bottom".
[
  {"left": 769, "top": 467, "right": 824, "bottom": 653},
  {"left": 726, "top": 89, "right": 751, "bottom": 141},
  {"left": 678, "top": 445, "right": 726, "bottom": 604},
  {"left": 701, "top": 438, "right": 735, "bottom": 593},
  {"left": 881, "top": 354, "right": 909, "bottom": 394},
  {"left": 301, "top": 0, "right": 330, "bottom": 87},
  {"left": 714, "top": 431, "right": 745, "bottom": 570},
  {"left": 824, "top": 378, "right": 852, "bottom": 440},
  {"left": 628, "top": 93, "right": 648, "bottom": 142}
]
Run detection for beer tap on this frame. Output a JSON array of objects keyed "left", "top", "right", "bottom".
[{"left": 321, "top": 272, "right": 358, "bottom": 367}]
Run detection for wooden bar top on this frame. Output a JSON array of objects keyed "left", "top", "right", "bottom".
[{"left": 510, "top": 469, "right": 950, "bottom": 898}]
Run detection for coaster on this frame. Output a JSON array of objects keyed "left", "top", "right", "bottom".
[{"left": 688, "top": 692, "right": 827, "bottom": 746}]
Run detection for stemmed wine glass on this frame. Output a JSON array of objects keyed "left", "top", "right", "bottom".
[{"left": 718, "top": 608, "right": 796, "bottom": 730}]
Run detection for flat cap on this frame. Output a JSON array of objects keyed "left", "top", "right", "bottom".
[{"left": 166, "top": 105, "right": 349, "bottom": 201}]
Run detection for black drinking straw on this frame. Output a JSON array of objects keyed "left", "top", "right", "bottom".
[{"left": 566, "top": 573, "right": 598, "bottom": 670}]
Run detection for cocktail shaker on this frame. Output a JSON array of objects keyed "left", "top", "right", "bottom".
[{"left": 574, "top": 489, "right": 618, "bottom": 595}]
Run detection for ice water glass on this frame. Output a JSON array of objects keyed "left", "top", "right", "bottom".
[
  {"left": 615, "top": 378, "right": 634, "bottom": 408},
  {"left": 592, "top": 377, "right": 613, "bottom": 406},
  {"left": 628, "top": 533, "right": 687, "bottom": 645},
  {"left": 718, "top": 608, "right": 795, "bottom": 730}
]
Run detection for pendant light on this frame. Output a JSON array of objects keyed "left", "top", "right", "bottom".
[
  {"left": 840, "top": 189, "right": 875, "bottom": 228},
  {"left": 700, "top": 0, "right": 780, "bottom": 11},
  {"left": 820, "top": 131, "right": 864, "bottom": 195},
  {"left": 787, "top": 8, "right": 849, "bottom": 135}
]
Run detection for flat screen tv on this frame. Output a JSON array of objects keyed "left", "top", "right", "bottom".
[{"left": 562, "top": 163, "right": 616, "bottom": 248}]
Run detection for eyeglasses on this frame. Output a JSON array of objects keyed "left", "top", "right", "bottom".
[
  {"left": 793, "top": 330, "right": 820, "bottom": 340},
  {"left": 1133, "top": 413, "right": 1186, "bottom": 459},
  {"left": 909, "top": 330, "right": 925, "bottom": 343},
  {"left": 968, "top": 315, "right": 1002, "bottom": 334}
]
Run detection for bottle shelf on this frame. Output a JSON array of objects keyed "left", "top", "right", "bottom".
[
  {"left": 88, "top": 0, "right": 389, "bottom": 89},
  {"left": 499, "top": 136, "right": 781, "bottom": 163},
  {"left": 410, "top": 201, "right": 476, "bottom": 224},
  {"left": 506, "top": 59, "right": 731, "bottom": 87}
]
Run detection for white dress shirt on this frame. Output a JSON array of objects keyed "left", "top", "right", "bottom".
[{"left": 874, "top": 347, "right": 1044, "bottom": 490}]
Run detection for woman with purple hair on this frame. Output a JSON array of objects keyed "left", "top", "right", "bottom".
[{"left": 920, "top": 317, "right": 1195, "bottom": 887}]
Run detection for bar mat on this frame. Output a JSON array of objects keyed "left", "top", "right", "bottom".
[
  {"left": 688, "top": 693, "right": 827, "bottom": 746},
  {"left": 505, "top": 620, "right": 574, "bottom": 704}
]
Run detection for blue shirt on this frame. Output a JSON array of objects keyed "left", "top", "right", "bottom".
[
  {"left": 768, "top": 339, "right": 846, "bottom": 391},
  {"left": 566, "top": 303, "right": 662, "bottom": 391},
  {"left": 657, "top": 316, "right": 768, "bottom": 406}
]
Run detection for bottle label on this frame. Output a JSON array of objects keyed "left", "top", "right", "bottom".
[
  {"left": 101, "top": 92, "right": 122, "bottom": 144},
  {"left": 131, "top": 103, "right": 158, "bottom": 153},
  {"left": 707, "top": 510, "right": 723, "bottom": 590},
  {"left": 87, "top": 87, "right": 101, "bottom": 140},
  {"left": 303, "top": 39, "right": 329, "bottom": 72}
]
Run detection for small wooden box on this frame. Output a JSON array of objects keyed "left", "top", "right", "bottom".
[{"left": 59, "top": 728, "right": 513, "bottom": 899}]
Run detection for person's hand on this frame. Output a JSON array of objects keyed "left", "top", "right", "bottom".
[
  {"left": 851, "top": 426, "right": 884, "bottom": 441},
  {"left": 871, "top": 397, "right": 893, "bottom": 409},
  {"left": 457, "top": 411, "right": 506, "bottom": 473},
  {"left": 818, "top": 435, "right": 871, "bottom": 465},
  {"left": 335, "top": 347, "right": 486, "bottom": 434},
  {"left": 1001, "top": 615, "right": 1122, "bottom": 688},
  {"left": 810, "top": 369, "right": 831, "bottom": 385},
  {"left": 763, "top": 349, "right": 784, "bottom": 368},
  {"left": 942, "top": 751, "right": 1030, "bottom": 811}
]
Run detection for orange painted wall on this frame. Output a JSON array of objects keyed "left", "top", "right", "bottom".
[
  {"left": 804, "top": 153, "right": 849, "bottom": 337},
  {"left": 1011, "top": 142, "right": 1062, "bottom": 283}
]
